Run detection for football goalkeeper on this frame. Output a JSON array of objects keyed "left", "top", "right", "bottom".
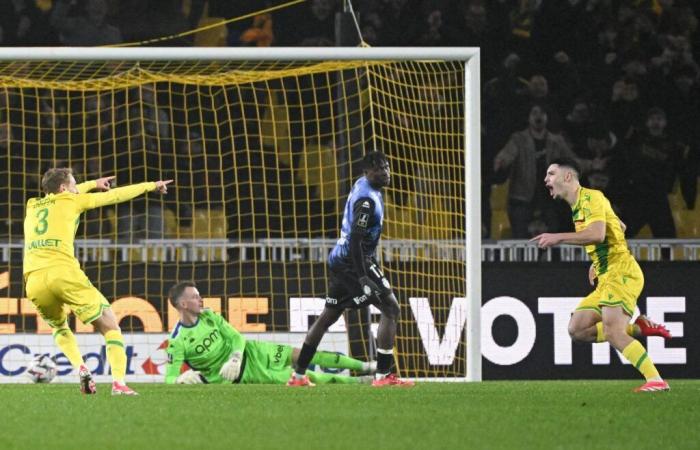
[
  {"left": 23, "top": 168, "right": 172, "bottom": 395},
  {"left": 165, "top": 281, "right": 375, "bottom": 385}
]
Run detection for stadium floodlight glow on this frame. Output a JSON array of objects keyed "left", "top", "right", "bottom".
[{"left": 0, "top": 46, "right": 480, "bottom": 383}]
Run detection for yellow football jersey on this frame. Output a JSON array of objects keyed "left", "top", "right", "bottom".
[
  {"left": 571, "top": 187, "right": 632, "bottom": 276},
  {"left": 23, "top": 181, "right": 156, "bottom": 274}
]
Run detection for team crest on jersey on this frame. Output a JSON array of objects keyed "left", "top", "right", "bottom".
[{"left": 358, "top": 213, "right": 369, "bottom": 228}]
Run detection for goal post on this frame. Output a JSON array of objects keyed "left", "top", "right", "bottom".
[{"left": 0, "top": 47, "right": 481, "bottom": 382}]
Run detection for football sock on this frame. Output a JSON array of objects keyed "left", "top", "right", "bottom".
[
  {"left": 622, "top": 340, "right": 661, "bottom": 381},
  {"left": 595, "top": 322, "right": 638, "bottom": 342},
  {"left": 53, "top": 327, "right": 84, "bottom": 370},
  {"left": 311, "top": 351, "right": 364, "bottom": 371},
  {"left": 306, "top": 371, "right": 361, "bottom": 385},
  {"left": 376, "top": 348, "right": 394, "bottom": 378},
  {"left": 104, "top": 329, "right": 127, "bottom": 383},
  {"left": 294, "top": 342, "right": 318, "bottom": 376}
]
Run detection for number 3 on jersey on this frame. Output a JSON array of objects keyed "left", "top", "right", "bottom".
[{"left": 34, "top": 208, "right": 49, "bottom": 235}]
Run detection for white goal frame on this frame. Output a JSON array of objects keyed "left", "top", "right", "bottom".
[{"left": 0, "top": 47, "right": 481, "bottom": 382}]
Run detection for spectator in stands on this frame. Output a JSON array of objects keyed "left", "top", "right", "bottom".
[
  {"left": 239, "top": 14, "right": 274, "bottom": 47},
  {"left": 586, "top": 20, "right": 623, "bottom": 104},
  {"left": 562, "top": 98, "right": 596, "bottom": 158},
  {"left": 417, "top": 8, "right": 450, "bottom": 46},
  {"left": 359, "top": 11, "right": 382, "bottom": 46},
  {"left": 0, "top": 0, "right": 55, "bottom": 45},
  {"left": 442, "top": 0, "right": 487, "bottom": 47},
  {"left": 493, "top": 104, "right": 601, "bottom": 238},
  {"left": 617, "top": 107, "right": 686, "bottom": 238},
  {"left": 661, "top": 65, "right": 700, "bottom": 207},
  {"left": 380, "top": 0, "right": 421, "bottom": 46},
  {"left": 608, "top": 75, "right": 646, "bottom": 140},
  {"left": 113, "top": 0, "right": 188, "bottom": 44},
  {"left": 506, "top": 0, "right": 542, "bottom": 61},
  {"left": 287, "top": 0, "right": 336, "bottom": 46},
  {"left": 519, "top": 74, "right": 562, "bottom": 132},
  {"left": 50, "top": 0, "right": 123, "bottom": 46},
  {"left": 582, "top": 125, "right": 622, "bottom": 202},
  {"left": 484, "top": 53, "right": 529, "bottom": 150}
]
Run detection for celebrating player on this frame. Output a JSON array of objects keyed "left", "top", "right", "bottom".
[
  {"left": 288, "top": 151, "right": 413, "bottom": 387},
  {"left": 165, "top": 281, "right": 375, "bottom": 385},
  {"left": 531, "top": 158, "right": 672, "bottom": 392},
  {"left": 23, "top": 168, "right": 172, "bottom": 395}
]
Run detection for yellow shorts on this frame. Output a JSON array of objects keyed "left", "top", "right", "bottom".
[
  {"left": 575, "top": 257, "right": 644, "bottom": 317},
  {"left": 24, "top": 265, "right": 110, "bottom": 328}
]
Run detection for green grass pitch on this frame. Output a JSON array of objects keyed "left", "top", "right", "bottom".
[{"left": 2, "top": 380, "right": 699, "bottom": 450}]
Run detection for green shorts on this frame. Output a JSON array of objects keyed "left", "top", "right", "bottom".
[{"left": 239, "top": 341, "right": 294, "bottom": 384}]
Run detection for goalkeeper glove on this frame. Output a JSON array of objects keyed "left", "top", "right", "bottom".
[
  {"left": 176, "top": 369, "right": 204, "bottom": 384},
  {"left": 358, "top": 276, "right": 380, "bottom": 297},
  {"left": 219, "top": 351, "right": 244, "bottom": 382}
]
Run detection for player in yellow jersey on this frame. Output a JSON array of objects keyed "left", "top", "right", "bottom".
[
  {"left": 530, "top": 158, "right": 672, "bottom": 392},
  {"left": 23, "top": 168, "right": 172, "bottom": 395}
]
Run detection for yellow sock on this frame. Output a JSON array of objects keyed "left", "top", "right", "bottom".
[
  {"left": 622, "top": 340, "right": 660, "bottom": 381},
  {"left": 105, "top": 329, "right": 127, "bottom": 383},
  {"left": 53, "top": 327, "right": 84, "bottom": 370},
  {"left": 597, "top": 323, "right": 637, "bottom": 342}
]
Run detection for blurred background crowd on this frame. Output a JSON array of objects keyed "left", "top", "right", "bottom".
[{"left": 1, "top": 0, "right": 699, "bottom": 241}]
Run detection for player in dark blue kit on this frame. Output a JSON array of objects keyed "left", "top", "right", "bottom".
[{"left": 288, "top": 151, "right": 414, "bottom": 387}]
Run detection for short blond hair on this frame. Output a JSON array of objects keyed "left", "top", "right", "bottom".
[{"left": 41, "top": 168, "right": 73, "bottom": 194}]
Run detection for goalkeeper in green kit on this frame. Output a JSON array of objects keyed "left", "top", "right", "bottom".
[{"left": 164, "top": 281, "right": 375, "bottom": 384}]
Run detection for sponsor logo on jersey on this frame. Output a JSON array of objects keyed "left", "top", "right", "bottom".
[
  {"left": 326, "top": 296, "right": 338, "bottom": 305},
  {"left": 194, "top": 329, "right": 221, "bottom": 354},
  {"left": 273, "top": 345, "right": 285, "bottom": 364},
  {"left": 25, "top": 239, "right": 62, "bottom": 250}
]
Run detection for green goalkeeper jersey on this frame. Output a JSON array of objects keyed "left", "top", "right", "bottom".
[{"left": 164, "top": 309, "right": 246, "bottom": 384}]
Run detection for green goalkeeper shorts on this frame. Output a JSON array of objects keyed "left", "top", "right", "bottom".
[{"left": 239, "top": 341, "right": 294, "bottom": 384}]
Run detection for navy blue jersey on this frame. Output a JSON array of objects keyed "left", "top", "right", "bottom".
[{"left": 328, "top": 176, "right": 384, "bottom": 273}]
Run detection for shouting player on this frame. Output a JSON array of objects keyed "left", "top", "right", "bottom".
[
  {"left": 165, "top": 281, "right": 375, "bottom": 385},
  {"left": 531, "top": 158, "right": 672, "bottom": 392},
  {"left": 288, "top": 151, "right": 413, "bottom": 387},
  {"left": 23, "top": 168, "right": 172, "bottom": 395}
]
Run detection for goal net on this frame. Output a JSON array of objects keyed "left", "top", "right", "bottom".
[{"left": 0, "top": 48, "right": 478, "bottom": 382}]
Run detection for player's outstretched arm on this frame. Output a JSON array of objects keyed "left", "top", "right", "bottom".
[
  {"left": 76, "top": 175, "right": 116, "bottom": 194},
  {"left": 76, "top": 179, "right": 173, "bottom": 211},
  {"left": 531, "top": 221, "right": 605, "bottom": 248}
]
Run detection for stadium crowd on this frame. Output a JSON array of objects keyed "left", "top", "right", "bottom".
[{"left": 0, "top": 0, "right": 699, "bottom": 240}]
